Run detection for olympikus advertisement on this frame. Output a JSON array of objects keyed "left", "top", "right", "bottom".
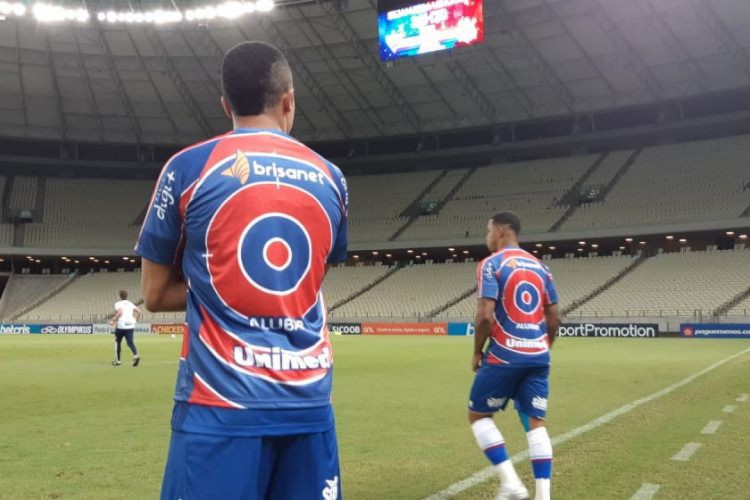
[
  {"left": 328, "top": 323, "right": 362, "bottom": 335},
  {"left": 361, "top": 323, "right": 448, "bottom": 336},
  {"left": 680, "top": 323, "right": 750, "bottom": 339},
  {"left": 558, "top": 323, "right": 660, "bottom": 338}
]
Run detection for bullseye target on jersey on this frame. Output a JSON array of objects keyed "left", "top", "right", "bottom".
[
  {"left": 502, "top": 269, "right": 545, "bottom": 324},
  {"left": 206, "top": 182, "right": 332, "bottom": 318}
]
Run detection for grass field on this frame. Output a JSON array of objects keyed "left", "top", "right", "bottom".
[{"left": 0, "top": 335, "right": 749, "bottom": 500}]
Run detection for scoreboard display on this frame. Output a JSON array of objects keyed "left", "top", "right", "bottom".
[{"left": 378, "top": 0, "right": 484, "bottom": 61}]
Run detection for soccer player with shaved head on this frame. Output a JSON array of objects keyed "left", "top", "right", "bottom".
[
  {"left": 136, "top": 41, "right": 348, "bottom": 499},
  {"left": 467, "top": 211, "right": 561, "bottom": 500}
]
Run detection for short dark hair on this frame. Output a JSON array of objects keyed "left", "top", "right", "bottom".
[
  {"left": 222, "top": 41, "right": 293, "bottom": 116},
  {"left": 491, "top": 211, "right": 521, "bottom": 235},
  {"left": 119, "top": 290, "right": 128, "bottom": 300}
]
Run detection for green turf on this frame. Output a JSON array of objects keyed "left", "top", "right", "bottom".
[{"left": 0, "top": 336, "right": 748, "bottom": 499}]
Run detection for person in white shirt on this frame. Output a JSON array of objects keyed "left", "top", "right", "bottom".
[{"left": 111, "top": 290, "right": 142, "bottom": 366}]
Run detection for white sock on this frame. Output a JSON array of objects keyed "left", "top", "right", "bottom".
[
  {"left": 471, "top": 419, "right": 523, "bottom": 487},
  {"left": 527, "top": 427, "right": 552, "bottom": 500}
]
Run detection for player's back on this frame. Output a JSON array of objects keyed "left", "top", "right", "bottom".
[
  {"left": 480, "top": 247, "right": 557, "bottom": 366},
  {"left": 136, "top": 128, "right": 348, "bottom": 412}
]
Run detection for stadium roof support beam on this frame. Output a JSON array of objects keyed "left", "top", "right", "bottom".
[
  {"left": 416, "top": 66, "right": 459, "bottom": 122},
  {"left": 477, "top": 47, "right": 533, "bottom": 120},
  {"left": 584, "top": 0, "right": 662, "bottom": 100},
  {"left": 14, "top": 25, "right": 28, "bottom": 131},
  {"left": 42, "top": 31, "right": 68, "bottom": 142},
  {"left": 174, "top": 30, "right": 223, "bottom": 103},
  {"left": 71, "top": 30, "right": 106, "bottom": 141},
  {"left": 144, "top": 27, "right": 213, "bottom": 138},
  {"left": 123, "top": 27, "right": 179, "bottom": 136},
  {"left": 540, "top": 0, "right": 617, "bottom": 98},
  {"left": 637, "top": 0, "right": 709, "bottom": 93},
  {"left": 250, "top": 19, "right": 352, "bottom": 139},
  {"left": 91, "top": 21, "right": 142, "bottom": 143},
  {"left": 288, "top": 7, "right": 386, "bottom": 136},
  {"left": 496, "top": 0, "right": 575, "bottom": 114},
  {"left": 444, "top": 59, "right": 497, "bottom": 124},
  {"left": 691, "top": 0, "right": 750, "bottom": 82},
  {"left": 314, "top": 0, "right": 422, "bottom": 134}
]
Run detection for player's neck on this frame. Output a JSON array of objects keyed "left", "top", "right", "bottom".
[
  {"left": 232, "top": 115, "right": 285, "bottom": 133},
  {"left": 497, "top": 239, "right": 520, "bottom": 251}
]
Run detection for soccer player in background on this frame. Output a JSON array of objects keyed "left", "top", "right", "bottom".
[
  {"left": 110, "top": 290, "right": 141, "bottom": 367},
  {"left": 467, "top": 212, "right": 561, "bottom": 500},
  {"left": 136, "top": 41, "right": 348, "bottom": 499}
]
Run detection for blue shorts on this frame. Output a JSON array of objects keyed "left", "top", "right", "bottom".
[
  {"left": 161, "top": 428, "right": 341, "bottom": 500},
  {"left": 468, "top": 364, "right": 550, "bottom": 419}
]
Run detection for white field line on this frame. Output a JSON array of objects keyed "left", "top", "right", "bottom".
[
  {"left": 629, "top": 483, "right": 661, "bottom": 500},
  {"left": 722, "top": 405, "right": 737, "bottom": 413},
  {"left": 737, "top": 393, "right": 748, "bottom": 402},
  {"left": 424, "top": 346, "right": 750, "bottom": 500},
  {"left": 671, "top": 442, "right": 702, "bottom": 461},
  {"left": 700, "top": 420, "right": 722, "bottom": 435}
]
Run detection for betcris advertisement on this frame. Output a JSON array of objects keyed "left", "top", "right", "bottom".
[
  {"left": 0, "top": 324, "right": 41, "bottom": 334},
  {"left": 448, "top": 322, "right": 474, "bottom": 336},
  {"left": 681, "top": 323, "right": 750, "bottom": 339}
]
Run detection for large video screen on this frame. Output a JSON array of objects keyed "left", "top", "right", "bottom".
[{"left": 378, "top": 0, "right": 484, "bottom": 61}]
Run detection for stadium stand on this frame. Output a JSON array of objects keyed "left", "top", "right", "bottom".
[
  {"left": 7, "top": 176, "right": 38, "bottom": 216},
  {"left": 20, "top": 178, "right": 152, "bottom": 248},
  {"left": 0, "top": 224, "right": 13, "bottom": 247},
  {"left": 0, "top": 274, "right": 74, "bottom": 321},
  {"left": 331, "top": 261, "right": 476, "bottom": 319},
  {"left": 347, "top": 170, "right": 442, "bottom": 243},
  {"left": 18, "top": 271, "right": 141, "bottom": 322},
  {"left": 574, "top": 248, "right": 750, "bottom": 317},
  {"left": 436, "top": 255, "right": 636, "bottom": 320},
  {"left": 562, "top": 135, "right": 750, "bottom": 231},
  {"left": 398, "top": 155, "right": 597, "bottom": 241},
  {"left": 323, "top": 264, "right": 393, "bottom": 308}
]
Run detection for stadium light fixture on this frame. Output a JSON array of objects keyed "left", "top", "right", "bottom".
[
  {"left": 462, "top": 250, "right": 470, "bottom": 254},
  {"left": 35, "top": 259, "right": 41, "bottom": 263},
  {"left": 0, "top": 2, "right": 26, "bottom": 17},
  {"left": 576, "top": 248, "right": 583, "bottom": 252},
  {"left": 591, "top": 244, "right": 599, "bottom": 249},
  {"left": 416, "top": 255, "right": 422, "bottom": 259},
  {"left": 256, "top": 0, "right": 274, "bottom": 12},
  {"left": 407, "top": 250, "right": 414, "bottom": 254},
  {"left": 535, "top": 243, "right": 543, "bottom": 248},
  {"left": 88, "top": 256, "right": 95, "bottom": 260},
  {"left": 726, "top": 231, "right": 735, "bottom": 236},
  {"left": 0, "top": 258, "right": 4, "bottom": 262},
  {"left": 74, "top": 260, "right": 80, "bottom": 264},
  {"left": 678, "top": 238, "right": 687, "bottom": 243},
  {"left": 666, "top": 235, "right": 674, "bottom": 240},
  {"left": 372, "top": 251, "right": 379, "bottom": 255},
  {"left": 448, "top": 247, "right": 455, "bottom": 251},
  {"left": 452, "top": 254, "right": 458, "bottom": 258},
  {"left": 639, "top": 241, "right": 646, "bottom": 245},
  {"left": 548, "top": 246, "right": 556, "bottom": 250},
  {"left": 625, "top": 237, "right": 634, "bottom": 242},
  {"left": 578, "top": 241, "right": 586, "bottom": 246},
  {"left": 740, "top": 234, "right": 748, "bottom": 240},
  {"left": 619, "top": 246, "right": 626, "bottom": 250},
  {"left": 33, "top": 3, "right": 89, "bottom": 23},
  {"left": 104, "top": 260, "right": 110, "bottom": 264},
  {"left": 352, "top": 255, "right": 359, "bottom": 259}
]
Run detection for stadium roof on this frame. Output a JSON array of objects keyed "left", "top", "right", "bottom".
[{"left": 1, "top": 0, "right": 750, "bottom": 145}]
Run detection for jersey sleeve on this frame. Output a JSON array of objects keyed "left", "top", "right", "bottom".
[
  {"left": 477, "top": 259, "right": 499, "bottom": 300},
  {"left": 135, "top": 156, "right": 185, "bottom": 266},
  {"left": 327, "top": 164, "right": 349, "bottom": 264},
  {"left": 543, "top": 266, "right": 559, "bottom": 305}
]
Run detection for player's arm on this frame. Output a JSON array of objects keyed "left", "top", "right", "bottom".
[
  {"left": 134, "top": 306, "right": 142, "bottom": 321},
  {"left": 141, "top": 258, "right": 187, "bottom": 312},
  {"left": 545, "top": 303, "right": 561, "bottom": 347},
  {"left": 473, "top": 298, "right": 495, "bottom": 372},
  {"left": 111, "top": 309, "right": 122, "bottom": 326}
]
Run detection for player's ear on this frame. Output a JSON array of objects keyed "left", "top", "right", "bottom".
[
  {"left": 281, "top": 89, "right": 295, "bottom": 134},
  {"left": 220, "top": 95, "right": 233, "bottom": 120}
]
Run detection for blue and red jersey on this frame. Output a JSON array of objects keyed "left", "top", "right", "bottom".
[
  {"left": 477, "top": 247, "right": 558, "bottom": 366},
  {"left": 136, "top": 128, "right": 348, "bottom": 436}
]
